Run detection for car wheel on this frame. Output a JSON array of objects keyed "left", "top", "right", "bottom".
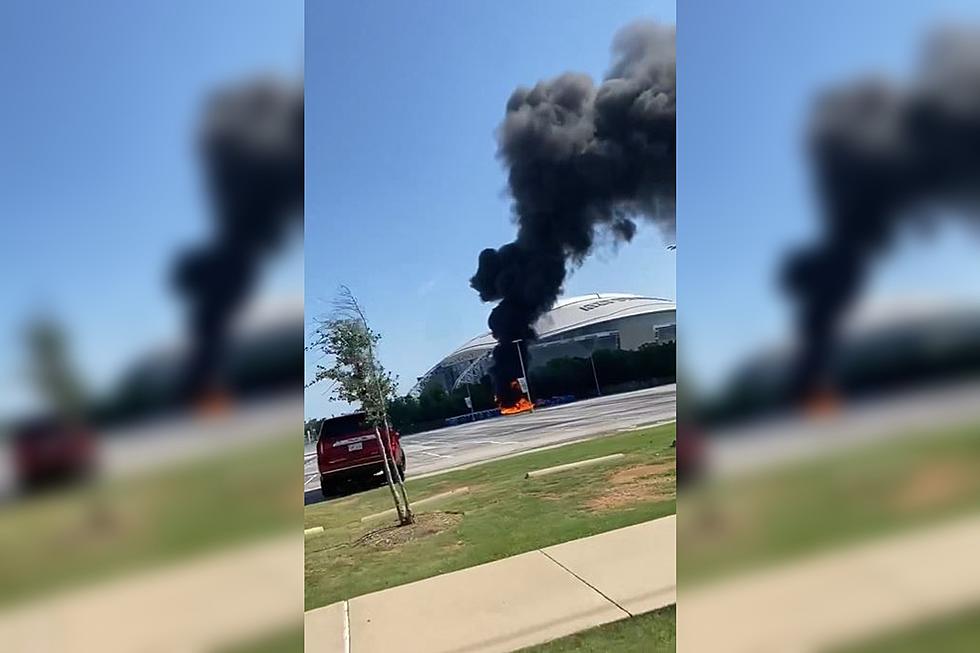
[{"left": 320, "top": 475, "right": 338, "bottom": 498}]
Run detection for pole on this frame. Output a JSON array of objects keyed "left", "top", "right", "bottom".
[
  {"left": 467, "top": 384, "right": 475, "bottom": 421},
  {"left": 590, "top": 350, "right": 602, "bottom": 397},
  {"left": 349, "top": 290, "right": 412, "bottom": 523},
  {"left": 513, "top": 339, "right": 533, "bottom": 411},
  {"left": 375, "top": 426, "right": 405, "bottom": 524}
]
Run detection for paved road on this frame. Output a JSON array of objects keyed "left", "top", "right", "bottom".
[
  {"left": 0, "top": 394, "right": 303, "bottom": 500},
  {"left": 304, "top": 385, "right": 675, "bottom": 501},
  {"left": 707, "top": 378, "right": 980, "bottom": 479},
  {"left": 100, "top": 394, "right": 303, "bottom": 477}
]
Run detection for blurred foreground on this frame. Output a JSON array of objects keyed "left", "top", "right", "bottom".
[
  {"left": 679, "top": 15, "right": 980, "bottom": 651},
  {"left": 0, "top": 1, "right": 303, "bottom": 648},
  {"left": 0, "top": 404, "right": 302, "bottom": 651},
  {"left": 680, "top": 270, "right": 980, "bottom": 649},
  {"left": 679, "top": 412, "right": 980, "bottom": 651}
]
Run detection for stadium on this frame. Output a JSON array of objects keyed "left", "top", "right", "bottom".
[{"left": 414, "top": 293, "right": 676, "bottom": 394}]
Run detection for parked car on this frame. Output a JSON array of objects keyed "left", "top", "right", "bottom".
[
  {"left": 316, "top": 412, "right": 405, "bottom": 497},
  {"left": 11, "top": 418, "right": 98, "bottom": 492},
  {"left": 676, "top": 421, "right": 705, "bottom": 487}
]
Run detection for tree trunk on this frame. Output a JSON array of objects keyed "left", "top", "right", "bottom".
[
  {"left": 374, "top": 426, "right": 407, "bottom": 525},
  {"left": 383, "top": 418, "right": 413, "bottom": 521}
]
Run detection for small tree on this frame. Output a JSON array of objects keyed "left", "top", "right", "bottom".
[
  {"left": 309, "top": 286, "right": 413, "bottom": 525},
  {"left": 24, "top": 316, "right": 87, "bottom": 421}
]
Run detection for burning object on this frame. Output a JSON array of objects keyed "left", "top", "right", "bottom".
[{"left": 499, "top": 380, "right": 534, "bottom": 416}]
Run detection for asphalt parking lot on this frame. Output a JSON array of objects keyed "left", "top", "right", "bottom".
[{"left": 304, "top": 384, "right": 676, "bottom": 503}]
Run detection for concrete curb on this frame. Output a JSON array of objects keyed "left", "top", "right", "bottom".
[
  {"left": 360, "top": 486, "right": 470, "bottom": 522},
  {"left": 525, "top": 453, "right": 625, "bottom": 478}
]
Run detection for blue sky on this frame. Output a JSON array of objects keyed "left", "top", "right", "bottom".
[
  {"left": 304, "top": 0, "right": 676, "bottom": 418},
  {"left": 678, "top": 0, "right": 980, "bottom": 391},
  {"left": 0, "top": 0, "right": 303, "bottom": 417}
]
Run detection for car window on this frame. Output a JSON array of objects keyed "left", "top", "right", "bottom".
[{"left": 318, "top": 414, "right": 369, "bottom": 440}]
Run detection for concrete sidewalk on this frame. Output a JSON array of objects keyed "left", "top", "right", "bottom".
[
  {"left": 0, "top": 533, "right": 303, "bottom": 652},
  {"left": 304, "top": 515, "right": 676, "bottom": 653}
]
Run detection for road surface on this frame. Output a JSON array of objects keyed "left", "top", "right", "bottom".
[
  {"left": 707, "top": 378, "right": 980, "bottom": 479},
  {"left": 0, "top": 394, "right": 303, "bottom": 500},
  {"left": 304, "top": 384, "right": 676, "bottom": 500}
]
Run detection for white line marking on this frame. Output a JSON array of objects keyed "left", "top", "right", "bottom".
[
  {"left": 419, "top": 451, "right": 452, "bottom": 459},
  {"left": 343, "top": 599, "right": 351, "bottom": 653}
]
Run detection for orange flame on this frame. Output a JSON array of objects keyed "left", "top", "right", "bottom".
[
  {"left": 193, "top": 386, "right": 233, "bottom": 416},
  {"left": 802, "top": 386, "right": 840, "bottom": 418},
  {"left": 499, "top": 381, "right": 533, "bottom": 415}
]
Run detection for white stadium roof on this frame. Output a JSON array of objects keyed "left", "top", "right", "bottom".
[
  {"left": 445, "top": 293, "right": 675, "bottom": 362},
  {"left": 412, "top": 292, "right": 675, "bottom": 394}
]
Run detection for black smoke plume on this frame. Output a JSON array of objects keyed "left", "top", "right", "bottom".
[
  {"left": 470, "top": 21, "right": 676, "bottom": 404},
  {"left": 784, "top": 28, "right": 980, "bottom": 399},
  {"left": 173, "top": 78, "right": 303, "bottom": 402}
]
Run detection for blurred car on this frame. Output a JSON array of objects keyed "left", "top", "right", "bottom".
[
  {"left": 676, "top": 421, "right": 705, "bottom": 487},
  {"left": 316, "top": 412, "right": 405, "bottom": 497},
  {"left": 11, "top": 418, "right": 97, "bottom": 491}
]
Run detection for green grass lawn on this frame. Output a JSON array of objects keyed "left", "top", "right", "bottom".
[
  {"left": 0, "top": 434, "right": 300, "bottom": 608},
  {"left": 304, "top": 424, "right": 676, "bottom": 610},
  {"left": 220, "top": 625, "right": 303, "bottom": 653},
  {"left": 680, "top": 421, "right": 980, "bottom": 585},
  {"left": 518, "top": 607, "right": 675, "bottom": 652}
]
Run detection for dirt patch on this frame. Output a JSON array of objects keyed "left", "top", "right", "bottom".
[
  {"left": 353, "top": 511, "right": 463, "bottom": 550},
  {"left": 893, "top": 461, "right": 975, "bottom": 512},
  {"left": 609, "top": 462, "right": 673, "bottom": 485},
  {"left": 584, "top": 463, "right": 676, "bottom": 512}
]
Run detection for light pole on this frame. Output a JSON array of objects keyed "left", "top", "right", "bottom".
[
  {"left": 590, "top": 350, "right": 602, "bottom": 397},
  {"left": 513, "top": 338, "right": 533, "bottom": 411}
]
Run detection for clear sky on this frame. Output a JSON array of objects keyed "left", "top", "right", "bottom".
[
  {"left": 678, "top": 0, "right": 980, "bottom": 391},
  {"left": 304, "top": 0, "right": 676, "bottom": 418},
  {"left": 0, "top": 0, "right": 303, "bottom": 417}
]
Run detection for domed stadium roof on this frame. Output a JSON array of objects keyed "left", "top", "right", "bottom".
[{"left": 415, "top": 293, "right": 675, "bottom": 393}]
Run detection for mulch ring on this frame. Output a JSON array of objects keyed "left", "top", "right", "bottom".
[{"left": 353, "top": 511, "right": 463, "bottom": 550}]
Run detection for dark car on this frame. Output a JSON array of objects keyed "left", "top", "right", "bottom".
[{"left": 316, "top": 412, "right": 405, "bottom": 497}]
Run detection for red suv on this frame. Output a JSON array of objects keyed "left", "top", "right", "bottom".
[
  {"left": 11, "top": 418, "right": 98, "bottom": 492},
  {"left": 316, "top": 413, "right": 405, "bottom": 496}
]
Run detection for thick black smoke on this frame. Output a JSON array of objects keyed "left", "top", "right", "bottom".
[
  {"left": 173, "top": 78, "right": 303, "bottom": 401},
  {"left": 470, "top": 21, "right": 676, "bottom": 404},
  {"left": 784, "top": 28, "right": 980, "bottom": 399}
]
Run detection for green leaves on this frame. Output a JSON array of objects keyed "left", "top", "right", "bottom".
[{"left": 308, "top": 288, "right": 397, "bottom": 427}]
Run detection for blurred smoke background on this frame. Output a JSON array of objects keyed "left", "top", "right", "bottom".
[
  {"left": 0, "top": 1, "right": 303, "bottom": 650},
  {"left": 678, "top": 1, "right": 980, "bottom": 651}
]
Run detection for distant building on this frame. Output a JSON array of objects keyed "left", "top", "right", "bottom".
[
  {"left": 112, "top": 297, "right": 303, "bottom": 414},
  {"left": 415, "top": 293, "right": 676, "bottom": 393}
]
